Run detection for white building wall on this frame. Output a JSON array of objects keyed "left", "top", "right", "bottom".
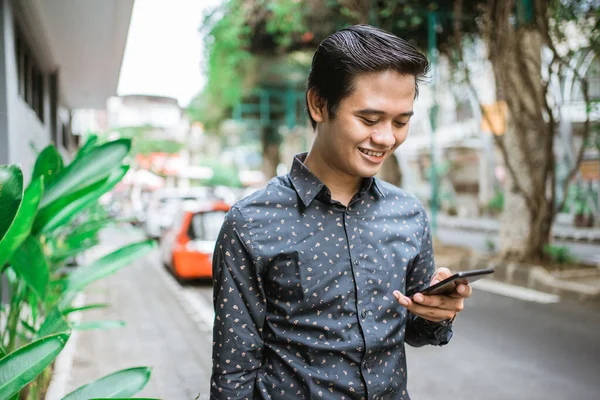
[{"left": 1, "top": 0, "right": 51, "bottom": 180}]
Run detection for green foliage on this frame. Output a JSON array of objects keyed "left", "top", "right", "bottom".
[
  {"left": 0, "top": 333, "right": 69, "bottom": 399},
  {"left": 485, "top": 238, "right": 496, "bottom": 253},
  {"left": 32, "top": 145, "right": 63, "bottom": 185},
  {"left": 543, "top": 244, "right": 577, "bottom": 265},
  {"left": 550, "top": 0, "right": 600, "bottom": 55},
  {"left": 487, "top": 191, "right": 504, "bottom": 214},
  {"left": 105, "top": 126, "right": 184, "bottom": 156},
  {"left": 565, "top": 184, "right": 593, "bottom": 216},
  {"left": 200, "top": 160, "right": 243, "bottom": 188},
  {"left": 265, "top": 0, "right": 308, "bottom": 48},
  {"left": 194, "top": 0, "right": 254, "bottom": 128},
  {"left": 9, "top": 236, "right": 49, "bottom": 300},
  {"left": 61, "top": 367, "right": 152, "bottom": 400},
  {"left": 0, "top": 138, "right": 155, "bottom": 399},
  {"left": 0, "top": 165, "right": 23, "bottom": 242},
  {"left": 0, "top": 177, "right": 43, "bottom": 268}
]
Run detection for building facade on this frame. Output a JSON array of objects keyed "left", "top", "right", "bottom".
[{"left": 0, "top": 0, "right": 133, "bottom": 179}]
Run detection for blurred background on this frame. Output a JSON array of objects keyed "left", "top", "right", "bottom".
[{"left": 1, "top": 0, "right": 599, "bottom": 399}]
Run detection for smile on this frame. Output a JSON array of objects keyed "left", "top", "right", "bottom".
[{"left": 359, "top": 148, "right": 385, "bottom": 157}]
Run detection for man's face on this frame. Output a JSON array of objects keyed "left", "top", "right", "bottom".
[{"left": 312, "top": 69, "right": 416, "bottom": 179}]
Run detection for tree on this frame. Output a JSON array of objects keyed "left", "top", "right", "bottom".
[
  {"left": 341, "top": 0, "right": 599, "bottom": 262},
  {"left": 455, "top": 0, "right": 599, "bottom": 261},
  {"left": 196, "top": 0, "right": 599, "bottom": 262}
]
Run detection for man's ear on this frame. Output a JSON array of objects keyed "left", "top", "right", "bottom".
[{"left": 307, "top": 88, "right": 327, "bottom": 123}]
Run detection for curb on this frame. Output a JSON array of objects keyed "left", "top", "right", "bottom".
[
  {"left": 437, "top": 248, "right": 600, "bottom": 302},
  {"left": 45, "top": 293, "right": 85, "bottom": 400},
  {"left": 436, "top": 219, "right": 600, "bottom": 245}
]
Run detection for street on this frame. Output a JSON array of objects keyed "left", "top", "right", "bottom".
[{"left": 437, "top": 227, "right": 600, "bottom": 266}]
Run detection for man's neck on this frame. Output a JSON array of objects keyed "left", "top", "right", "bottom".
[{"left": 303, "top": 151, "right": 361, "bottom": 207}]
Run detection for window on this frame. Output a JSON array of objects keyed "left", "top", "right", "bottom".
[
  {"left": 189, "top": 211, "right": 227, "bottom": 241},
  {"left": 15, "top": 26, "right": 44, "bottom": 122},
  {"left": 49, "top": 73, "right": 58, "bottom": 144}
]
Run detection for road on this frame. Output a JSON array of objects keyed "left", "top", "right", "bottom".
[
  {"left": 436, "top": 227, "right": 600, "bottom": 265},
  {"left": 186, "top": 280, "right": 600, "bottom": 400}
]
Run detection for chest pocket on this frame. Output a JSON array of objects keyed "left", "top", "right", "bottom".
[{"left": 263, "top": 227, "right": 356, "bottom": 315}]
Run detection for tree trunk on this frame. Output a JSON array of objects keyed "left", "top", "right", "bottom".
[
  {"left": 377, "top": 153, "right": 403, "bottom": 187},
  {"left": 262, "top": 125, "right": 281, "bottom": 179},
  {"left": 487, "top": 1, "right": 555, "bottom": 262}
]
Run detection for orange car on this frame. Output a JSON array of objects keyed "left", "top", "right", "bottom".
[{"left": 160, "top": 200, "right": 230, "bottom": 280}]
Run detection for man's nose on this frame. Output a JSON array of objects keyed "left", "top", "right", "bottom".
[{"left": 371, "top": 124, "right": 396, "bottom": 147}]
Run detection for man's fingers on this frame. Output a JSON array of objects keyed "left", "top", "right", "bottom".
[
  {"left": 431, "top": 267, "right": 452, "bottom": 284},
  {"left": 457, "top": 283, "right": 472, "bottom": 297},
  {"left": 412, "top": 293, "right": 464, "bottom": 311},
  {"left": 393, "top": 291, "right": 460, "bottom": 321}
]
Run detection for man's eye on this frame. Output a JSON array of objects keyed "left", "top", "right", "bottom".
[
  {"left": 394, "top": 121, "right": 407, "bottom": 128},
  {"left": 361, "top": 118, "right": 377, "bottom": 126}
]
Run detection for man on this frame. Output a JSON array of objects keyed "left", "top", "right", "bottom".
[{"left": 211, "top": 25, "right": 471, "bottom": 400}]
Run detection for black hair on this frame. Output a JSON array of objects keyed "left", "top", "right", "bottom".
[{"left": 306, "top": 24, "right": 429, "bottom": 130}]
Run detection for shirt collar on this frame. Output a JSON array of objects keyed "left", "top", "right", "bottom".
[
  {"left": 289, "top": 153, "right": 325, "bottom": 206},
  {"left": 289, "top": 153, "right": 386, "bottom": 207}
]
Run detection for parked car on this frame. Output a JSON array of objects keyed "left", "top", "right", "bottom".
[
  {"left": 160, "top": 200, "right": 230, "bottom": 280},
  {"left": 144, "top": 187, "right": 212, "bottom": 239}
]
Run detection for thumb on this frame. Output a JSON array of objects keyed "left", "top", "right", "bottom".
[{"left": 431, "top": 267, "right": 452, "bottom": 285}]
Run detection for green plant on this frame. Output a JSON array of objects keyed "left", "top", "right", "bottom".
[
  {"left": 0, "top": 136, "right": 155, "bottom": 399},
  {"left": 485, "top": 238, "right": 496, "bottom": 253},
  {"left": 486, "top": 191, "right": 504, "bottom": 214},
  {"left": 542, "top": 244, "right": 577, "bottom": 265}
]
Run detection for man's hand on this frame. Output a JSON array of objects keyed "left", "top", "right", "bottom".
[{"left": 393, "top": 268, "right": 472, "bottom": 322}]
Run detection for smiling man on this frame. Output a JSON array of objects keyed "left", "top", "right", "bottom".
[{"left": 211, "top": 25, "right": 471, "bottom": 400}]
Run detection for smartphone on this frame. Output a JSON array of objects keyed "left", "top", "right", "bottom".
[{"left": 417, "top": 268, "right": 495, "bottom": 296}]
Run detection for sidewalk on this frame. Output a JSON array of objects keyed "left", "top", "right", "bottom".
[
  {"left": 437, "top": 214, "right": 600, "bottom": 243},
  {"left": 50, "top": 229, "right": 213, "bottom": 400}
]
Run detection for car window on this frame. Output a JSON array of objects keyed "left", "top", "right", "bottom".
[{"left": 189, "top": 211, "right": 227, "bottom": 241}]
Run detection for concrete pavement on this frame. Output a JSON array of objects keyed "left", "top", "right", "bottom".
[{"left": 48, "top": 228, "right": 213, "bottom": 400}]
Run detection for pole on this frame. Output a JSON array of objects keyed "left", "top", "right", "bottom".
[{"left": 428, "top": 11, "right": 439, "bottom": 234}]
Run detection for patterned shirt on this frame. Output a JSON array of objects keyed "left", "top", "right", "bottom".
[{"left": 211, "top": 153, "right": 453, "bottom": 400}]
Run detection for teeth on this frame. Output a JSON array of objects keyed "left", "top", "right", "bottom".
[{"left": 360, "top": 148, "right": 384, "bottom": 157}]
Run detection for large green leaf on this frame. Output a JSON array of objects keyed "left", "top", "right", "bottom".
[
  {"left": 0, "top": 333, "right": 69, "bottom": 399},
  {"left": 0, "top": 177, "right": 43, "bottom": 268},
  {"left": 37, "top": 309, "right": 70, "bottom": 338},
  {"left": 0, "top": 165, "right": 23, "bottom": 243},
  {"left": 8, "top": 236, "right": 49, "bottom": 299},
  {"left": 61, "top": 367, "right": 151, "bottom": 400},
  {"left": 50, "top": 238, "right": 100, "bottom": 264},
  {"left": 33, "top": 165, "right": 129, "bottom": 236},
  {"left": 40, "top": 139, "right": 131, "bottom": 208},
  {"left": 32, "top": 145, "right": 63, "bottom": 185},
  {"left": 75, "top": 134, "right": 99, "bottom": 160},
  {"left": 32, "top": 179, "right": 107, "bottom": 236},
  {"left": 62, "top": 304, "right": 108, "bottom": 315},
  {"left": 71, "top": 320, "right": 126, "bottom": 331},
  {"left": 64, "top": 239, "right": 154, "bottom": 296},
  {"left": 69, "top": 219, "right": 113, "bottom": 240}
]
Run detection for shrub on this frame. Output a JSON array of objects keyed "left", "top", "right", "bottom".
[{"left": 0, "top": 136, "right": 157, "bottom": 399}]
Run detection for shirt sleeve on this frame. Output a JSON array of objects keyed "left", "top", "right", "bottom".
[
  {"left": 211, "top": 207, "right": 267, "bottom": 399},
  {"left": 404, "top": 207, "right": 453, "bottom": 348}
]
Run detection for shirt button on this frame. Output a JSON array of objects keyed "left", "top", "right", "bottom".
[
  {"left": 361, "top": 309, "right": 367, "bottom": 319},
  {"left": 354, "top": 260, "right": 360, "bottom": 266}
]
